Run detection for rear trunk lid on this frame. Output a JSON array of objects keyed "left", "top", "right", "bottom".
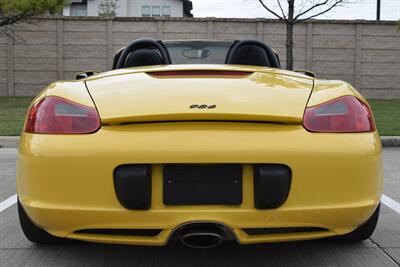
[{"left": 85, "top": 65, "right": 314, "bottom": 125}]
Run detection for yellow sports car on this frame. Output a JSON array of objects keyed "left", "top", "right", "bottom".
[{"left": 17, "top": 39, "right": 382, "bottom": 248}]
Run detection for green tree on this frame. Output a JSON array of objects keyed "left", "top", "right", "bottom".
[
  {"left": 98, "top": 0, "right": 119, "bottom": 17},
  {"left": 0, "top": 0, "right": 68, "bottom": 29}
]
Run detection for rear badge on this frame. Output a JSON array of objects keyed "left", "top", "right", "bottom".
[{"left": 190, "top": 104, "right": 216, "bottom": 109}]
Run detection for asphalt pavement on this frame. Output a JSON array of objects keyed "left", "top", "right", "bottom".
[{"left": 0, "top": 148, "right": 399, "bottom": 267}]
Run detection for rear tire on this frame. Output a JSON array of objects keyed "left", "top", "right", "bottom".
[
  {"left": 18, "top": 200, "right": 63, "bottom": 244},
  {"left": 338, "top": 203, "right": 380, "bottom": 242}
]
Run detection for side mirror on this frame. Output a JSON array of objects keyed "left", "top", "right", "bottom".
[
  {"left": 294, "top": 69, "right": 316, "bottom": 78},
  {"left": 76, "top": 71, "right": 100, "bottom": 80}
]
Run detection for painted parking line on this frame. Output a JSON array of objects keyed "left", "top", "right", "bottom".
[
  {"left": 1, "top": 194, "right": 400, "bottom": 215},
  {"left": 381, "top": 194, "right": 400, "bottom": 214},
  {"left": 0, "top": 194, "right": 17, "bottom": 213}
]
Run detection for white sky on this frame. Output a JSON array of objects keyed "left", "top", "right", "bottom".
[{"left": 190, "top": 0, "right": 400, "bottom": 21}]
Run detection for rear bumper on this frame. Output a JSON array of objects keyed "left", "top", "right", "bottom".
[
  {"left": 23, "top": 202, "right": 378, "bottom": 245},
  {"left": 17, "top": 122, "right": 383, "bottom": 245}
]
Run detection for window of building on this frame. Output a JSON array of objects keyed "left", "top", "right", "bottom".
[
  {"left": 70, "top": 3, "right": 87, "bottom": 16},
  {"left": 142, "top": 6, "right": 150, "bottom": 17},
  {"left": 152, "top": 6, "right": 161, "bottom": 16},
  {"left": 162, "top": 6, "right": 171, "bottom": 17}
]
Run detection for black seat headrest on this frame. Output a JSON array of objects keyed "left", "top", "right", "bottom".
[
  {"left": 225, "top": 40, "right": 281, "bottom": 68},
  {"left": 227, "top": 45, "right": 270, "bottom": 67},
  {"left": 125, "top": 49, "right": 163, "bottom": 68},
  {"left": 115, "top": 38, "right": 171, "bottom": 70},
  {"left": 112, "top": 48, "right": 124, "bottom": 70}
]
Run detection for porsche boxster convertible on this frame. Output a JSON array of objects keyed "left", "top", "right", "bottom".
[{"left": 17, "top": 39, "right": 382, "bottom": 248}]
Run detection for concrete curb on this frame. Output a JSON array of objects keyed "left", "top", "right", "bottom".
[
  {"left": 1, "top": 136, "right": 400, "bottom": 148},
  {"left": 381, "top": 136, "right": 400, "bottom": 148},
  {"left": 0, "top": 137, "right": 20, "bottom": 148}
]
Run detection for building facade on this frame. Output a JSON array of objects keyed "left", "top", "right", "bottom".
[{"left": 63, "top": 0, "right": 193, "bottom": 17}]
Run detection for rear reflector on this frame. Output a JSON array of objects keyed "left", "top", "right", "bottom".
[{"left": 147, "top": 70, "right": 252, "bottom": 77}]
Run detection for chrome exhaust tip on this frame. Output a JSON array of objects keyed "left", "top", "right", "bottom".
[
  {"left": 171, "top": 222, "right": 236, "bottom": 249},
  {"left": 181, "top": 231, "right": 224, "bottom": 249}
]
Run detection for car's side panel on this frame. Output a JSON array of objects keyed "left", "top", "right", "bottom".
[
  {"left": 307, "top": 79, "right": 368, "bottom": 107},
  {"left": 32, "top": 81, "right": 94, "bottom": 107}
]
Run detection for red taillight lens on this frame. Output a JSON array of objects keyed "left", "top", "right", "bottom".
[
  {"left": 303, "top": 95, "right": 375, "bottom": 133},
  {"left": 25, "top": 96, "right": 100, "bottom": 134}
]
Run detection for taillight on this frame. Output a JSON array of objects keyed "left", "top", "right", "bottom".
[
  {"left": 25, "top": 96, "right": 100, "bottom": 134},
  {"left": 303, "top": 95, "right": 375, "bottom": 133}
]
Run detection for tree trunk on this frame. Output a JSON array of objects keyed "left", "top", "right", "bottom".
[
  {"left": 286, "top": 0, "right": 295, "bottom": 70},
  {"left": 286, "top": 22, "right": 294, "bottom": 70}
]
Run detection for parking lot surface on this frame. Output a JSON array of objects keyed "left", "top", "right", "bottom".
[{"left": 0, "top": 148, "right": 399, "bottom": 266}]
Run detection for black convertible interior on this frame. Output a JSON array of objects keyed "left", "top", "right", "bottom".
[
  {"left": 112, "top": 38, "right": 281, "bottom": 70},
  {"left": 114, "top": 39, "right": 172, "bottom": 69}
]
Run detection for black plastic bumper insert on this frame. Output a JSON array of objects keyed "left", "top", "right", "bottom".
[
  {"left": 114, "top": 164, "right": 152, "bottom": 210},
  {"left": 75, "top": 228, "right": 161, "bottom": 236},
  {"left": 243, "top": 227, "right": 327, "bottom": 235},
  {"left": 253, "top": 164, "right": 292, "bottom": 209}
]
